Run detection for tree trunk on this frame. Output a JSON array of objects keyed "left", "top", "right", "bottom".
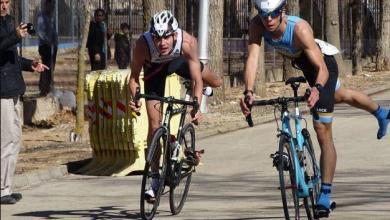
[
  {"left": 283, "top": 0, "right": 300, "bottom": 81},
  {"left": 175, "top": 0, "right": 186, "bottom": 30},
  {"left": 324, "top": 0, "right": 345, "bottom": 75},
  {"left": 299, "top": 0, "right": 312, "bottom": 25},
  {"left": 74, "top": 1, "right": 91, "bottom": 141},
  {"left": 208, "top": 0, "right": 224, "bottom": 101},
  {"left": 376, "top": 0, "right": 390, "bottom": 71},
  {"left": 351, "top": 0, "right": 363, "bottom": 75},
  {"left": 143, "top": 0, "right": 166, "bottom": 32},
  {"left": 251, "top": 1, "right": 266, "bottom": 97}
]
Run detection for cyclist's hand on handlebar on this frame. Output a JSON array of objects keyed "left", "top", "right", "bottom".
[
  {"left": 240, "top": 92, "right": 254, "bottom": 116},
  {"left": 191, "top": 109, "right": 202, "bottom": 125},
  {"left": 129, "top": 100, "right": 141, "bottom": 113},
  {"left": 307, "top": 87, "right": 320, "bottom": 108}
]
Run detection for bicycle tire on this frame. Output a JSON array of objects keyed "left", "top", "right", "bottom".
[
  {"left": 278, "top": 135, "right": 299, "bottom": 220},
  {"left": 169, "top": 123, "right": 195, "bottom": 215},
  {"left": 140, "top": 127, "right": 169, "bottom": 220},
  {"left": 302, "top": 129, "right": 321, "bottom": 220}
]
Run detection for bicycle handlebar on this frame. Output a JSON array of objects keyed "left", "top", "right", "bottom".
[
  {"left": 246, "top": 88, "right": 319, "bottom": 127},
  {"left": 133, "top": 87, "right": 199, "bottom": 116}
]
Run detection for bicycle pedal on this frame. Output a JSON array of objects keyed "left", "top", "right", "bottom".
[
  {"left": 314, "top": 202, "right": 336, "bottom": 218},
  {"left": 330, "top": 201, "right": 336, "bottom": 210}
]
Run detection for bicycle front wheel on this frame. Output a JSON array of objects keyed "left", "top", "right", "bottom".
[
  {"left": 302, "top": 129, "right": 321, "bottom": 220},
  {"left": 278, "top": 135, "right": 299, "bottom": 220},
  {"left": 140, "top": 127, "right": 169, "bottom": 220},
  {"left": 169, "top": 123, "right": 195, "bottom": 215}
]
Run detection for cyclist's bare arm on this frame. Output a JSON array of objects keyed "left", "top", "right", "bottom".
[
  {"left": 241, "top": 16, "right": 264, "bottom": 115},
  {"left": 181, "top": 31, "right": 203, "bottom": 104},
  {"left": 294, "top": 20, "right": 329, "bottom": 107},
  {"left": 244, "top": 16, "right": 264, "bottom": 93},
  {"left": 294, "top": 21, "right": 329, "bottom": 87},
  {"left": 129, "top": 36, "right": 148, "bottom": 111}
]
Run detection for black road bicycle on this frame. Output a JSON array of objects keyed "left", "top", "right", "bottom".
[{"left": 135, "top": 81, "right": 201, "bottom": 220}]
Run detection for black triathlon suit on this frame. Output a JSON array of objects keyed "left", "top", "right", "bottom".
[{"left": 142, "top": 29, "right": 203, "bottom": 99}]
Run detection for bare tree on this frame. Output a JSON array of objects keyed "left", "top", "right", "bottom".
[
  {"left": 351, "top": 0, "right": 363, "bottom": 75},
  {"left": 143, "top": 0, "right": 166, "bottom": 32},
  {"left": 376, "top": 0, "right": 390, "bottom": 71},
  {"left": 251, "top": 1, "right": 266, "bottom": 97},
  {"left": 325, "top": 0, "right": 344, "bottom": 75},
  {"left": 283, "top": 0, "right": 300, "bottom": 80},
  {"left": 74, "top": 1, "right": 91, "bottom": 141},
  {"left": 208, "top": 0, "right": 224, "bottom": 101},
  {"left": 175, "top": 0, "right": 186, "bottom": 29}
]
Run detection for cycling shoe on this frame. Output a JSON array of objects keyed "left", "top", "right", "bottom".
[
  {"left": 314, "top": 201, "right": 336, "bottom": 218},
  {"left": 184, "top": 149, "right": 204, "bottom": 166}
]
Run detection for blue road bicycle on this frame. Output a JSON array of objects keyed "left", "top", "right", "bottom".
[{"left": 246, "top": 76, "right": 323, "bottom": 220}]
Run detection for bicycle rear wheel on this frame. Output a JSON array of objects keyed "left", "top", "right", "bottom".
[
  {"left": 278, "top": 135, "right": 299, "bottom": 219},
  {"left": 140, "top": 127, "right": 169, "bottom": 220},
  {"left": 302, "top": 129, "right": 321, "bottom": 220},
  {"left": 169, "top": 123, "right": 195, "bottom": 215}
]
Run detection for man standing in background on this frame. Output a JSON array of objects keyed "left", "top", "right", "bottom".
[
  {"left": 1, "top": 0, "right": 48, "bottom": 204},
  {"left": 37, "top": 0, "right": 58, "bottom": 96},
  {"left": 114, "top": 22, "right": 131, "bottom": 69},
  {"left": 86, "top": 8, "right": 107, "bottom": 71}
]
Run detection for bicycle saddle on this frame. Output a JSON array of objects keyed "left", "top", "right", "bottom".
[{"left": 285, "top": 76, "right": 307, "bottom": 85}]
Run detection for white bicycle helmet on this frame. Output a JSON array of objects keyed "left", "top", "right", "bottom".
[
  {"left": 254, "top": 0, "right": 287, "bottom": 17},
  {"left": 149, "top": 10, "right": 178, "bottom": 37}
]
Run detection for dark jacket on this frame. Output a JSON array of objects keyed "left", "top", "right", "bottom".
[
  {"left": 86, "top": 21, "right": 106, "bottom": 55},
  {"left": 114, "top": 32, "right": 131, "bottom": 69},
  {"left": 0, "top": 15, "right": 33, "bottom": 98}
]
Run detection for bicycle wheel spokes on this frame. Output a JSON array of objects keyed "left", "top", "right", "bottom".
[
  {"left": 278, "top": 135, "right": 300, "bottom": 220},
  {"left": 140, "top": 128, "right": 168, "bottom": 220},
  {"left": 169, "top": 123, "right": 195, "bottom": 215},
  {"left": 302, "top": 130, "right": 321, "bottom": 220}
]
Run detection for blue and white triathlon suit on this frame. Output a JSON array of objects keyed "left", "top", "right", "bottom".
[{"left": 263, "top": 15, "right": 341, "bottom": 123}]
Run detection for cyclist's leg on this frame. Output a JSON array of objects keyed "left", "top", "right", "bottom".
[
  {"left": 166, "top": 57, "right": 222, "bottom": 88},
  {"left": 335, "top": 86, "right": 389, "bottom": 139},
  {"left": 200, "top": 64, "right": 222, "bottom": 88},
  {"left": 144, "top": 69, "right": 167, "bottom": 200},
  {"left": 310, "top": 55, "right": 338, "bottom": 214},
  {"left": 144, "top": 99, "right": 163, "bottom": 201},
  {"left": 313, "top": 121, "right": 336, "bottom": 208}
]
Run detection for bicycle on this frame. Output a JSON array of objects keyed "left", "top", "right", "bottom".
[
  {"left": 246, "top": 76, "right": 327, "bottom": 219},
  {"left": 135, "top": 81, "right": 201, "bottom": 220}
]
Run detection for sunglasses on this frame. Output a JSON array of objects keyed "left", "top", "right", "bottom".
[{"left": 260, "top": 9, "right": 282, "bottom": 19}]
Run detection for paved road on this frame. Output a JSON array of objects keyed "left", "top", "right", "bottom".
[{"left": 2, "top": 90, "right": 390, "bottom": 220}]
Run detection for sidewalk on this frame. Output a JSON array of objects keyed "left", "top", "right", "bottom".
[{"left": 13, "top": 72, "right": 390, "bottom": 191}]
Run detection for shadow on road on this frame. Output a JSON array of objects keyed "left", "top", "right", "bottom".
[{"left": 13, "top": 206, "right": 142, "bottom": 219}]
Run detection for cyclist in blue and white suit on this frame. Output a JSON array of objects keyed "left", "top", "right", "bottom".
[
  {"left": 129, "top": 10, "right": 221, "bottom": 203},
  {"left": 240, "top": 0, "right": 390, "bottom": 217}
]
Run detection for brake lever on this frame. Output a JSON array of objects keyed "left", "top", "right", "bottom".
[
  {"left": 133, "top": 87, "right": 141, "bottom": 116},
  {"left": 304, "top": 88, "right": 319, "bottom": 120}
]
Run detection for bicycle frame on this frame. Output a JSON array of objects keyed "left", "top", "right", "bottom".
[
  {"left": 279, "top": 101, "right": 311, "bottom": 198},
  {"left": 159, "top": 85, "right": 192, "bottom": 146}
]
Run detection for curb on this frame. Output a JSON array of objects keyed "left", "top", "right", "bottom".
[
  {"left": 13, "top": 85, "right": 390, "bottom": 191},
  {"left": 14, "top": 165, "right": 68, "bottom": 190}
]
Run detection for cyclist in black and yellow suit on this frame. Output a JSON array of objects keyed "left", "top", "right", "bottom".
[{"left": 240, "top": 0, "right": 390, "bottom": 217}]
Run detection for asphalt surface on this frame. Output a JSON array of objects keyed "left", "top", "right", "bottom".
[{"left": 1, "top": 90, "right": 389, "bottom": 220}]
